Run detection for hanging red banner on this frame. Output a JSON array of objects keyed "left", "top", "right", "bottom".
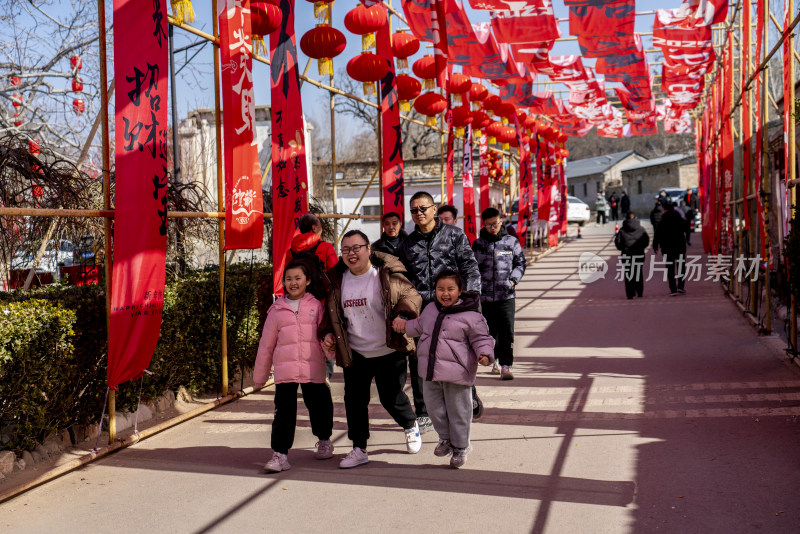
[
  {"left": 479, "top": 134, "right": 490, "bottom": 211},
  {"left": 559, "top": 160, "right": 568, "bottom": 235},
  {"left": 108, "top": 0, "right": 169, "bottom": 388},
  {"left": 514, "top": 117, "right": 534, "bottom": 244},
  {"left": 446, "top": 105, "right": 455, "bottom": 204},
  {"left": 742, "top": 0, "right": 751, "bottom": 230},
  {"left": 430, "top": 0, "right": 448, "bottom": 90},
  {"left": 462, "top": 126, "right": 477, "bottom": 243},
  {"left": 270, "top": 0, "right": 310, "bottom": 294},
  {"left": 219, "top": 1, "right": 264, "bottom": 250},
  {"left": 377, "top": 20, "right": 405, "bottom": 220},
  {"left": 783, "top": 0, "right": 792, "bottom": 238},
  {"left": 547, "top": 164, "right": 560, "bottom": 247},
  {"left": 721, "top": 40, "right": 734, "bottom": 255},
  {"left": 755, "top": 0, "right": 766, "bottom": 259}
]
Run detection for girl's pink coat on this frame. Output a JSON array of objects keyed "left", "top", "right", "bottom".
[{"left": 253, "top": 293, "right": 334, "bottom": 385}]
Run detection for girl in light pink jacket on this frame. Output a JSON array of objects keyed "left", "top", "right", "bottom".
[
  {"left": 254, "top": 260, "right": 335, "bottom": 473},
  {"left": 393, "top": 269, "right": 494, "bottom": 469}
]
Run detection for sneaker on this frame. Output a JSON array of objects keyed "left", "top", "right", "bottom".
[
  {"left": 434, "top": 439, "right": 453, "bottom": 457},
  {"left": 264, "top": 452, "right": 291, "bottom": 473},
  {"left": 472, "top": 391, "right": 484, "bottom": 420},
  {"left": 339, "top": 447, "right": 369, "bottom": 469},
  {"left": 490, "top": 362, "right": 501, "bottom": 375},
  {"left": 315, "top": 439, "right": 334, "bottom": 460},
  {"left": 417, "top": 416, "right": 434, "bottom": 434},
  {"left": 450, "top": 446, "right": 472, "bottom": 469},
  {"left": 677, "top": 288, "right": 686, "bottom": 294},
  {"left": 669, "top": 292, "right": 678, "bottom": 297},
  {"left": 405, "top": 422, "right": 422, "bottom": 454},
  {"left": 500, "top": 365, "right": 514, "bottom": 381}
]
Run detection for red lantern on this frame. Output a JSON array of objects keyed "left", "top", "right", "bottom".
[
  {"left": 70, "top": 55, "right": 82, "bottom": 70},
  {"left": 396, "top": 74, "right": 421, "bottom": 112},
  {"left": 482, "top": 94, "right": 501, "bottom": 114},
  {"left": 470, "top": 110, "right": 491, "bottom": 137},
  {"left": 11, "top": 93, "right": 22, "bottom": 109},
  {"left": 9, "top": 76, "right": 21, "bottom": 87},
  {"left": 72, "top": 76, "right": 84, "bottom": 93},
  {"left": 304, "top": 0, "right": 335, "bottom": 21},
  {"left": 469, "top": 83, "right": 488, "bottom": 109},
  {"left": 73, "top": 98, "right": 85, "bottom": 115},
  {"left": 28, "top": 139, "right": 40, "bottom": 154},
  {"left": 300, "top": 25, "right": 347, "bottom": 76},
  {"left": 344, "top": 4, "right": 387, "bottom": 51},
  {"left": 496, "top": 103, "right": 516, "bottom": 124},
  {"left": 486, "top": 121, "right": 503, "bottom": 145},
  {"left": 251, "top": 2, "right": 282, "bottom": 56},
  {"left": 563, "top": 149, "right": 570, "bottom": 159},
  {"left": 557, "top": 133, "right": 569, "bottom": 143},
  {"left": 346, "top": 52, "right": 389, "bottom": 95},
  {"left": 499, "top": 126, "right": 515, "bottom": 149},
  {"left": 13, "top": 113, "right": 22, "bottom": 127},
  {"left": 515, "top": 109, "right": 528, "bottom": 126},
  {"left": 450, "top": 105, "right": 473, "bottom": 136},
  {"left": 391, "top": 31, "right": 419, "bottom": 70},
  {"left": 412, "top": 55, "right": 436, "bottom": 90},
  {"left": 447, "top": 73, "right": 471, "bottom": 106},
  {"left": 32, "top": 185, "right": 44, "bottom": 198},
  {"left": 414, "top": 91, "right": 447, "bottom": 127}
]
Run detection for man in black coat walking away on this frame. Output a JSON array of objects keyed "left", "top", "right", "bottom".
[
  {"left": 620, "top": 191, "right": 631, "bottom": 215},
  {"left": 649, "top": 201, "right": 664, "bottom": 230},
  {"left": 653, "top": 202, "right": 690, "bottom": 296},
  {"left": 614, "top": 212, "right": 650, "bottom": 299}
]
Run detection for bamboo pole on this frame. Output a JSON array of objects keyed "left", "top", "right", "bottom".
[
  {"left": 762, "top": 0, "right": 772, "bottom": 334},
  {"left": 746, "top": 2, "right": 758, "bottom": 317},
  {"left": 96, "top": 0, "right": 115, "bottom": 443},
  {"left": 211, "top": 0, "right": 228, "bottom": 397}
]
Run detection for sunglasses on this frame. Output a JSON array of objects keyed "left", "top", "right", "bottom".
[{"left": 410, "top": 205, "right": 434, "bottom": 215}]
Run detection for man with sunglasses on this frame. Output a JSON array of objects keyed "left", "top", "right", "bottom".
[
  {"left": 398, "top": 192, "right": 483, "bottom": 419},
  {"left": 322, "top": 230, "right": 423, "bottom": 468}
]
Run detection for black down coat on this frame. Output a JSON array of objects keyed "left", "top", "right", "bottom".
[
  {"left": 398, "top": 219, "right": 481, "bottom": 303},
  {"left": 653, "top": 209, "right": 689, "bottom": 256},
  {"left": 614, "top": 218, "right": 650, "bottom": 256},
  {"left": 471, "top": 226, "right": 526, "bottom": 303}
]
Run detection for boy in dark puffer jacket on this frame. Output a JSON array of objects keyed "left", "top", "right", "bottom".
[{"left": 471, "top": 207, "right": 526, "bottom": 380}]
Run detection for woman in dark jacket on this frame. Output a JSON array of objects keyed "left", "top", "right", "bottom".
[{"left": 614, "top": 212, "right": 650, "bottom": 299}]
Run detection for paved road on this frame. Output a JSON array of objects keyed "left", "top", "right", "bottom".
[{"left": 3, "top": 222, "right": 800, "bottom": 533}]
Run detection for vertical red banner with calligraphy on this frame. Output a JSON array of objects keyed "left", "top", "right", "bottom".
[
  {"left": 430, "top": 0, "right": 448, "bottom": 90},
  {"left": 514, "top": 117, "right": 533, "bottom": 244},
  {"left": 559, "top": 161, "right": 568, "bottom": 235},
  {"left": 462, "top": 126, "right": 477, "bottom": 243},
  {"left": 783, "top": 0, "right": 792, "bottom": 237},
  {"left": 742, "top": 0, "right": 751, "bottom": 229},
  {"left": 479, "top": 134, "right": 490, "bottom": 211},
  {"left": 219, "top": 1, "right": 264, "bottom": 250},
  {"left": 446, "top": 106, "right": 455, "bottom": 204},
  {"left": 270, "top": 0, "right": 309, "bottom": 294},
  {"left": 108, "top": 0, "right": 169, "bottom": 388},
  {"left": 377, "top": 20, "right": 405, "bottom": 220},
  {"left": 721, "top": 41, "right": 734, "bottom": 255},
  {"left": 755, "top": 0, "right": 766, "bottom": 259}
]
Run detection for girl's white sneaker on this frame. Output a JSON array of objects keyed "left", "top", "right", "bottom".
[{"left": 264, "top": 452, "right": 291, "bottom": 473}]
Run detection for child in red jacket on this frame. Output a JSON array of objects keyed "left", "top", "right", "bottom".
[{"left": 254, "top": 260, "right": 335, "bottom": 473}]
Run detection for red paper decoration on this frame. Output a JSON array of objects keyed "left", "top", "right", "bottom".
[
  {"left": 447, "top": 73, "right": 471, "bottom": 106},
  {"left": 470, "top": 110, "right": 491, "bottom": 137},
  {"left": 482, "top": 94, "right": 501, "bottom": 114},
  {"left": 346, "top": 52, "right": 389, "bottom": 95},
  {"left": 450, "top": 105, "right": 473, "bottom": 136},
  {"left": 70, "top": 55, "right": 82, "bottom": 70},
  {"left": 11, "top": 93, "right": 22, "bottom": 109},
  {"left": 9, "top": 76, "right": 21, "bottom": 87},
  {"left": 251, "top": 2, "right": 282, "bottom": 56},
  {"left": 496, "top": 103, "right": 516, "bottom": 124},
  {"left": 391, "top": 31, "right": 420, "bottom": 70},
  {"left": 344, "top": 4, "right": 387, "bottom": 51},
  {"left": 414, "top": 91, "right": 447, "bottom": 126},
  {"left": 412, "top": 55, "right": 436, "bottom": 90},
  {"left": 72, "top": 77, "right": 84, "bottom": 93},
  {"left": 32, "top": 185, "right": 44, "bottom": 198},
  {"left": 301, "top": 25, "right": 347, "bottom": 76},
  {"left": 396, "top": 74, "right": 421, "bottom": 112},
  {"left": 28, "top": 139, "right": 40, "bottom": 154},
  {"left": 469, "top": 83, "right": 488, "bottom": 109},
  {"left": 486, "top": 121, "right": 503, "bottom": 145},
  {"left": 73, "top": 98, "right": 85, "bottom": 115}
]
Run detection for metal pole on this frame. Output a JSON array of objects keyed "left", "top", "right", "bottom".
[
  {"left": 762, "top": 0, "right": 772, "bottom": 333},
  {"left": 211, "top": 0, "right": 228, "bottom": 396},
  {"left": 169, "top": 25, "right": 181, "bottom": 185},
  {"left": 97, "top": 0, "right": 115, "bottom": 443}
]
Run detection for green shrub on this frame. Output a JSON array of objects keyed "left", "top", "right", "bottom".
[
  {"left": 0, "top": 299, "right": 77, "bottom": 450},
  {"left": 0, "top": 262, "right": 272, "bottom": 451}
]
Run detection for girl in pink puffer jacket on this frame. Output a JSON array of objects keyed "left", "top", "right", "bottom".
[
  {"left": 254, "top": 260, "right": 335, "bottom": 473},
  {"left": 393, "top": 269, "right": 494, "bottom": 469}
]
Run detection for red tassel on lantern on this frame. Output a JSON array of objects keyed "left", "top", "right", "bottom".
[
  {"left": 346, "top": 52, "right": 389, "bottom": 95},
  {"left": 300, "top": 25, "right": 347, "bottom": 76}
]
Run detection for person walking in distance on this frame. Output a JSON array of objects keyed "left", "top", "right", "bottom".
[
  {"left": 322, "top": 230, "right": 423, "bottom": 468},
  {"left": 653, "top": 202, "right": 689, "bottom": 296},
  {"left": 620, "top": 191, "right": 631, "bottom": 216},
  {"left": 472, "top": 207, "right": 525, "bottom": 380},
  {"left": 614, "top": 212, "right": 650, "bottom": 300},
  {"left": 608, "top": 192, "right": 619, "bottom": 222},
  {"left": 372, "top": 211, "right": 408, "bottom": 257},
  {"left": 398, "top": 192, "right": 486, "bottom": 419},
  {"left": 678, "top": 200, "right": 696, "bottom": 246},
  {"left": 254, "top": 260, "right": 335, "bottom": 473},
  {"left": 595, "top": 193, "right": 608, "bottom": 225},
  {"left": 393, "top": 270, "right": 494, "bottom": 468}
]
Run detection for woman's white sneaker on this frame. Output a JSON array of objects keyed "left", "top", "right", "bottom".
[
  {"left": 405, "top": 422, "right": 422, "bottom": 454},
  {"left": 264, "top": 452, "right": 291, "bottom": 473}
]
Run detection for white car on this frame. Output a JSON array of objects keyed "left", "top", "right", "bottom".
[
  {"left": 567, "top": 196, "right": 591, "bottom": 226},
  {"left": 12, "top": 239, "right": 74, "bottom": 277}
]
